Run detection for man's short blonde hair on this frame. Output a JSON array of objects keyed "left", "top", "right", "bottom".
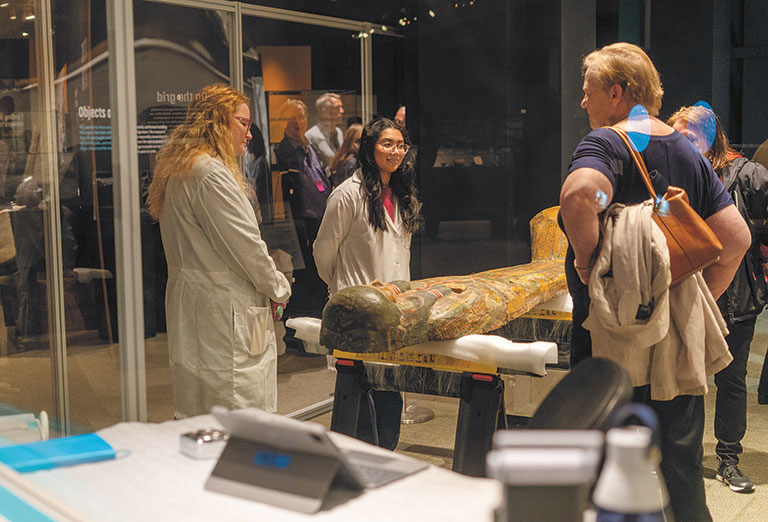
[{"left": 583, "top": 42, "right": 664, "bottom": 116}]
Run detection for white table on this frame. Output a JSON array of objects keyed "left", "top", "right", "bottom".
[{"left": 15, "top": 415, "right": 502, "bottom": 522}]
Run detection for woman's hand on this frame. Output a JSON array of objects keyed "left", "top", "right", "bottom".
[{"left": 270, "top": 300, "right": 285, "bottom": 321}]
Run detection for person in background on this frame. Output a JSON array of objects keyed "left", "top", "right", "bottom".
[
  {"left": 314, "top": 118, "right": 421, "bottom": 449},
  {"left": 394, "top": 105, "right": 406, "bottom": 128},
  {"left": 669, "top": 105, "right": 768, "bottom": 494},
  {"left": 329, "top": 123, "right": 362, "bottom": 188},
  {"left": 753, "top": 138, "right": 768, "bottom": 172},
  {"left": 274, "top": 99, "right": 331, "bottom": 350},
  {"left": 347, "top": 115, "right": 363, "bottom": 127},
  {"left": 147, "top": 84, "right": 290, "bottom": 418},
  {"left": 559, "top": 43, "right": 750, "bottom": 522},
  {"left": 750, "top": 139, "right": 768, "bottom": 406},
  {"left": 244, "top": 122, "right": 271, "bottom": 222},
  {"left": 305, "top": 92, "right": 345, "bottom": 168}
]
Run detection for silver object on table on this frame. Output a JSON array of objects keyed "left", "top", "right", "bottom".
[{"left": 179, "top": 428, "right": 230, "bottom": 459}]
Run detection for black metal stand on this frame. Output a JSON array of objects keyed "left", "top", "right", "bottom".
[{"left": 329, "top": 358, "right": 506, "bottom": 477}]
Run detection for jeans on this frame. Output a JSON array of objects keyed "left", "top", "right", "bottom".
[{"left": 714, "top": 317, "right": 755, "bottom": 463}]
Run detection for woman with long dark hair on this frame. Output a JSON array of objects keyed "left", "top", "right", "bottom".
[{"left": 314, "top": 117, "right": 421, "bottom": 448}]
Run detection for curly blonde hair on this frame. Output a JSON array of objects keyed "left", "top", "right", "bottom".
[
  {"left": 147, "top": 84, "right": 249, "bottom": 219},
  {"left": 583, "top": 42, "right": 664, "bottom": 116}
]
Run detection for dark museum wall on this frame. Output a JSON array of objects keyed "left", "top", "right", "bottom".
[{"left": 649, "top": 0, "right": 715, "bottom": 122}]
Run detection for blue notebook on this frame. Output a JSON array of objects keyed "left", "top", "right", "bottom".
[{"left": 0, "top": 433, "right": 116, "bottom": 473}]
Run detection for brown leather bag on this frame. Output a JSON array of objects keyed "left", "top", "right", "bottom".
[{"left": 609, "top": 126, "right": 723, "bottom": 286}]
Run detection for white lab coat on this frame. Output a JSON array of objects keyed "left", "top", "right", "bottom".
[
  {"left": 159, "top": 154, "right": 291, "bottom": 418},
  {"left": 314, "top": 170, "right": 411, "bottom": 295}
]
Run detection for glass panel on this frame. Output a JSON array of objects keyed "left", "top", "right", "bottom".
[
  {"left": 402, "top": 2, "right": 537, "bottom": 280},
  {"left": 134, "top": 0, "right": 233, "bottom": 422},
  {"left": 0, "top": 0, "right": 57, "bottom": 437},
  {"left": 48, "top": 0, "right": 120, "bottom": 432},
  {"left": 241, "top": 15, "right": 361, "bottom": 413}
]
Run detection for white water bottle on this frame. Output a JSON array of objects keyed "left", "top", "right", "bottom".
[{"left": 593, "top": 404, "right": 671, "bottom": 521}]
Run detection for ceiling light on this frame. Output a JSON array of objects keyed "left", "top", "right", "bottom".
[
  {"left": 0, "top": 3, "right": 9, "bottom": 8},
  {"left": 25, "top": 14, "right": 35, "bottom": 20},
  {"left": 22, "top": 32, "right": 28, "bottom": 37},
  {"left": 9, "top": 14, "right": 16, "bottom": 20},
  {"left": 429, "top": 10, "right": 436, "bottom": 17}
]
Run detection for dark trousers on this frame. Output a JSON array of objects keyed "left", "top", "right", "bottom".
[
  {"left": 568, "top": 281, "right": 592, "bottom": 368},
  {"left": 634, "top": 386, "right": 712, "bottom": 522},
  {"left": 714, "top": 317, "right": 755, "bottom": 463},
  {"left": 284, "top": 218, "right": 328, "bottom": 320},
  {"left": 355, "top": 390, "right": 403, "bottom": 451}
]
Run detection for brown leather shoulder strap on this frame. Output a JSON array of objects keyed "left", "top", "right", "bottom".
[{"left": 606, "top": 126, "right": 657, "bottom": 200}]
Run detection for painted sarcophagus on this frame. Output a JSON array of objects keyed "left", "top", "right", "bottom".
[{"left": 320, "top": 206, "right": 569, "bottom": 353}]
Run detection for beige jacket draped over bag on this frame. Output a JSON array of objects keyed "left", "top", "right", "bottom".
[{"left": 583, "top": 202, "right": 732, "bottom": 401}]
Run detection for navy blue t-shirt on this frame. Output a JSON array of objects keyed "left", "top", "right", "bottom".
[
  {"left": 563, "top": 127, "right": 733, "bottom": 367},
  {"left": 568, "top": 127, "right": 732, "bottom": 218}
]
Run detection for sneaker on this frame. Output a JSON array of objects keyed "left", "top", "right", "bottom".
[{"left": 716, "top": 461, "right": 755, "bottom": 493}]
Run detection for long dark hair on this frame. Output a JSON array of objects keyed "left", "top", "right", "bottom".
[{"left": 358, "top": 118, "right": 421, "bottom": 232}]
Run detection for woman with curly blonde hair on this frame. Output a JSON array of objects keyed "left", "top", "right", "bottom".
[{"left": 148, "top": 83, "right": 291, "bottom": 418}]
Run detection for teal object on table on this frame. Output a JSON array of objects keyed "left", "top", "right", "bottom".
[
  {"left": 0, "top": 433, "right": 116, "bottom": 472},
  {"left": 0, "top": 484, "right": 57, "bottom": 521}
]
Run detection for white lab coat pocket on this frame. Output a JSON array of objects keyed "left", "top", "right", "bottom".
[{"left": 245, "top": 306, "right": 274, "bottom": 356}]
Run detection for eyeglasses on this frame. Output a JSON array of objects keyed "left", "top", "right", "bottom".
[
  {"left": 376, "top": 140, "right": 410, "bottom": 154},
  {"left": 234, "top": 115, "right": 252, "bottom": 128}
]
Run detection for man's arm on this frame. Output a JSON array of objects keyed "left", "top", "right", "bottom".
[
  {"left": 702, "top": 204, "right": 751, "bottom": 300},
  {"left": 559, "top": 167, "right": 614, "bottom": 284}
]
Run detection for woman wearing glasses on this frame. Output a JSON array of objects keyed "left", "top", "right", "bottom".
[
  {"left": 147, "top": 84, "right": 290, "bottom": 418},
  {"left": 314, "top": 118, "right": 421, "bottom": 449}
]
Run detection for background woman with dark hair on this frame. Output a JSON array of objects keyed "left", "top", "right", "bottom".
[
  {"left": 329, "top": 123, "right": 362, "bottom": 188},
  {"left": 314, "top": 118, "right": 421, "bottom": 449}
]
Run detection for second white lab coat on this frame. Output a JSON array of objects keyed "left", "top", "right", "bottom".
[
  {"left": 313, "top": 170, "right": 411, "bottom": 294},
  {"left": 159, "top": 154, "right": 291, "bottom": 418}
]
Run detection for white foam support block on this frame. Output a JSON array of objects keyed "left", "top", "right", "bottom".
[
  {"left": 406, "top": 336, "right": 557, "bottom": 376},
  {"left": 285, "top": 318, "right": 557, "bottom": 376},
  {"left": 285, "top": 317, "right": 322, "bottom": 344}
]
